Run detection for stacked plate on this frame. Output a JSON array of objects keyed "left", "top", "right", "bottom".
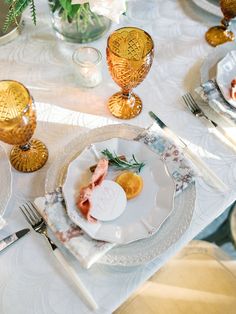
[
  {"left": 45, "top": 124, "right": 196, "bottom": 266},
  {"left": 200, "top": 42, "right": 236, "bottom": 121},
  {"left": 192, "top": 0, "right": 221, "bottom": 17}
]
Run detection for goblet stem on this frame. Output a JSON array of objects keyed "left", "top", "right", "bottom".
[
  {"left": 20, "top": 143, "right": 31, "bottom": 151},
  {"left": 221, "top": 17, "right": 230, "bottom": 27},
  {"left": 122, "top": 91, "right": 131, "bottom": 98}
]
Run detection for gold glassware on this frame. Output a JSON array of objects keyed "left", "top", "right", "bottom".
[
  {"left": 106, "top": 27, "right": 154, "bottom": 119},
  {"left": 205, "top": 0, "right": 236, "bottom": 47},
  {"left": 0, "top": 80, "right": 48, "bottom": 172}
]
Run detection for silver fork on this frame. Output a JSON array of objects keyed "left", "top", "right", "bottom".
[
  {"left": 183, "top": 93, "right": 217, "bottom": 125},
  {"left": 183, "top": 93, "right": 236, "bottom": 151},
  {"left": 20, "top": 202, "right": 98, "bottom": 311}
]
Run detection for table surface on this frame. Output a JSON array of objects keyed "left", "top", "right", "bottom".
[{"left": 1, "top": 0, "right": 236, "bottom": 313}]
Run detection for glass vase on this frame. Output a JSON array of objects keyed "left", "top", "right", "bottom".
[{"left": 48, "top": 2, "right": 111, "bottom": 43}]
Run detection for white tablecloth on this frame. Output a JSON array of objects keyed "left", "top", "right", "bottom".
[{"left": 0, "top": 1, "right": 236, "bottom": 313}]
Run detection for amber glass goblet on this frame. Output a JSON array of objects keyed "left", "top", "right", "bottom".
[
  {"left": 205, "top": 0, "right": 236, "bottom": 47},
  {"left": 0, "top": 80, "right": 48, "bottom": 172},
  {"left": 106, "top": 27, "right": 154, "bottom": 119}
]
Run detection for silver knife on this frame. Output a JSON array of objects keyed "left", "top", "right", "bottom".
[
  {"left": 0, "top": 228, "right": 30, "bottom": 252},
  {"left": 149, "top": 111, "right": 228, "bottom": 193}
]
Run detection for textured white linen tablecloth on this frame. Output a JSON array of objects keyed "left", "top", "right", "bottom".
[{"left": 0, "top": 0, "right": 236, "bottom": 313}]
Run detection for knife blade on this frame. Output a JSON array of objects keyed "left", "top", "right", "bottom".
[
  {"left": 0, "top": 228, "right": 30, "bottom": 252},
  {"left": 149, "top": 111, "right": 228, "bottom": 193}
]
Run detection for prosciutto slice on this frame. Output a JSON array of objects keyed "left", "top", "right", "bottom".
[
  {"left": 231, "top": 79, "right": 236, "bottom": 101},
  {"left": 77, "top": 158, "right": 108, "bottom": 222}
]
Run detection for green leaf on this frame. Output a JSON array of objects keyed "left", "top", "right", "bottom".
[
  {"left": 30, "top": 0, "right": 36, "bottom": 25},
  {"left": 69, "top": 4, "right": 81, "bottom": 19},
  {"left": 59, "top": 0, "right": 72, "bottom": 16},
  {"left": 3, "top": 0, "right": 31, "bottom": 33}
]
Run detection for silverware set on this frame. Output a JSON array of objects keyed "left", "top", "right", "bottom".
[
  {"left": 183, "top": 93, "right": 236, "bottom": 152},
  {"left": 183, "top": 93, "right": 217, "bottom": 124},
  {"left": 19, "top": 202, "right": 98, "bottom": 311}
]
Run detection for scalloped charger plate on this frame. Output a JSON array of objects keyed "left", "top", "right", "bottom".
[
  {"left": 62, "top": 138, "right": 175, "bottom": 244},
  {"left": 45, "top": 124, "right": 196, "bottom": 266}
]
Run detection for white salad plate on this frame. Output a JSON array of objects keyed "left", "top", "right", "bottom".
[
  {"left": 62, "top": 138, "right": 176, "bottom": 244},
  {"left": 192, "top": 0, "right": 221, "bottom": 17},
  {"left": 45, "top": 124, "right": 196, "bottom": 266},
  {"left": 216, "top": 50, "right": 236, "bottom": 108},
  {"left": 0, "top": 145, "right": 12, "bottom": 227}
]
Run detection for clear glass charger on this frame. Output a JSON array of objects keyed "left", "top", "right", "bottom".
[{"left": 45, "top": 124, "right": 196, "bottom": 266}]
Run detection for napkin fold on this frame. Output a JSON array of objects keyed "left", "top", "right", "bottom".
[
  {"left": 196, "top": 79, "right": 236, "bottom": 124},
  {"left": 35, "top": 124, "right": 195, "bottom": 269}
]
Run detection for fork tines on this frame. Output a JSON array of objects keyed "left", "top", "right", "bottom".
[
  {"left": 182, "top": 93, "right": 200, "bottom": 113},
  {"left": 20, "top": 202, "right": 42, "bottom": 226}
]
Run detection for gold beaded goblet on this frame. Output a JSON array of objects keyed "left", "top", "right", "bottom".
[
  {"left": 106, "top": 27, "right": 154, "bottom": 119},
  {"left": 205, "top": 0, "right": 236, "bottom": 47},
  {"left": 0, "top": 80, "right": 48, "bottom": 172}
]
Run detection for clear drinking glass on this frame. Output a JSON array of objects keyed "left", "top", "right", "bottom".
[{"left": 72, "top": 47, "right": 102, "bottom": 88}]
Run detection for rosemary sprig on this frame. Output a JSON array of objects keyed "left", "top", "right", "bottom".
[{"left": 101, "top": 149, "right": 145, "bottom": 173}]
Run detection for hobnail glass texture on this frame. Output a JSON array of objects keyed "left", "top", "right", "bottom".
[
  {"left": 106, "top": 27, "right": 154, "bottom": 119},
  {"left": 205, "top": 0, "right": 236, "bottom": 47},
  {"left": 0, "top": 80, "right": 48, "bottom": 172}
]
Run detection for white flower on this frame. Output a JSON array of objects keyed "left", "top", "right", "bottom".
[
  {"left": 89, "top": 0, "right": 126, "bottom": 23},
  {"left": 72, "top": 0, "right": 126, "bottom": 23}
]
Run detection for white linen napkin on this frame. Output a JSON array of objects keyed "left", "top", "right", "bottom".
[{"left": 34, "top": 124, "right": 196, "bottom": 269}]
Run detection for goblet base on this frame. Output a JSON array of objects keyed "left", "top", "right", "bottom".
[
  {"left": 205, "top": 26, "right": 235, "bottom": 47},
  {"left": 108, "top": 92, "right": 142, "bottom": 119},
  {"left": 10, "top": 139, "right": 48, "bottom": 172}
]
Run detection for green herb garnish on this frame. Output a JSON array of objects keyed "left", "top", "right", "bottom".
[{"left": 101, "top": 149, "right": 145, "bottom": 173}]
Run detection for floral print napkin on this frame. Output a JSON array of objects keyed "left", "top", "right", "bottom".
[
  {"left": 34, "top": 124, "right": 195, "bottom": 269},
  {"left": 196, "top": 79, "right": 236, "bottom": 124}
]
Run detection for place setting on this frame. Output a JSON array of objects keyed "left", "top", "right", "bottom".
[
  {"left": 1, "top": 1, "right": 236, "bottom": 313},
  {"left": 183, "top": 40, "right": 236, "bottom": 152},
  {"left": 0, "top": 21, "right": 233, "bottom": 312},
  {"left": 0, "top": 24, "right": 197, "bottom": 310},
  {"left": 178, "top": 0, "right": 236, "bottom": 157}
]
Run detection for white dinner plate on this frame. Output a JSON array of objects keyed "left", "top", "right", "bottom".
[
  {"left": 62, "top": 138, "right": 175, "bottom": 244},
  {"left": 0, "top": 145, "right": 12, "bottom": 224},
  {"left": 216, "top": 50, "right": 236, "bottom": 108},
  {"left": 192, "top": 0, "right": 221, "bottom": 17},
  {"left": 200, "top": 42, "right": 236, "bottom": 83}
]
